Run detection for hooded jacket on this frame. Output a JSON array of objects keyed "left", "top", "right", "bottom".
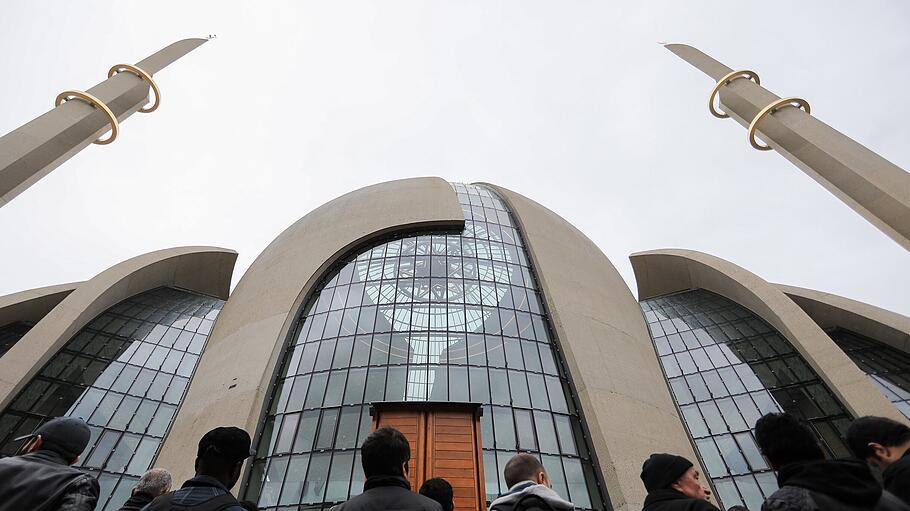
[
  {"left": 489, "top": 481, "right": 575, "bottom": 511},
  {"left": 883, "top": 449, "right": 910, "bottom": 505},
  {"left": 641, "top": 489, "right": 721, "bottom": 511},
  {"left": 762, "top": 459, "right": 910, "bottom": 511}
]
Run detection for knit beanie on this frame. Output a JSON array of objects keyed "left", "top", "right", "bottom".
[{"left": 640, "top": 453, "right": 694, "bottom": 492}]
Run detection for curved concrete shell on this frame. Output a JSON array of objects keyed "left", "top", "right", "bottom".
[
  {"left": 486, "top": 186, "right": 698, "bottom": 511},
  {"left": 776, "top": 284, "right": 910, "bottom": 355},
  {"left": 157, "top": 177, "right": 465, "bottom": 483},
  {"left": 630, "top": 249, "right": 904, "bottom": 422},
  {"left": 0, "top": 246, "right": 237, "bottom": 409},
  {"left": 0, "top": 282, "right": 80, "bottom": 328}
]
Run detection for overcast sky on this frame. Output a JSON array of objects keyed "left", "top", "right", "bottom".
[{"left": 2, "top": 1, "right": 908, "bottom": 316}]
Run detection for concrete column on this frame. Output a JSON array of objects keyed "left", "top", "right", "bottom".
[{"left": 666, "top": 44, "right": 910, "bottom": 251}]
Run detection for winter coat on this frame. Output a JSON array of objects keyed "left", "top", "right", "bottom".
[
  {"left": 141, "top": 476, "right": 245, "bottom": 511},
  {"left": 489, "top": 481, "right": 575, "bottom": 511},
  {"left": 331, "top": 475, "right": 443, "bottom": 511},
  {"left": 0, "top": 449, "right": 99, "bottom": 511},
  {"left": 884, "top": 450, "right": 910, "bottom": 505},
  {"left": 762, "top": 459, "right": 910, "bottom": 511},
  {"left": 641, "top": 489, "right": 721, "bottom": 511}
]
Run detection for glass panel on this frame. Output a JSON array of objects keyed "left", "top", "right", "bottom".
[
  {"left": 248, "top": 184, "right": 608, "bottom": 509},
  {"left": 0, "top": 288, "right": 224, "bottom": 510},
  {"left": 642, "top": 289, "right": 850, "bottom": 510}
]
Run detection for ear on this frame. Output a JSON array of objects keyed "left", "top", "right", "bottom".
[
  {"left": 71, "top": 454, "right": 80, "bottom": 466},
  {"left": 868, "top": 442, "right": 888, "bottom": 457},
  {"left": 670, "top": 481, "right": 683, "bottom": 493},
  {"left": 27, "top": 435, "right": 44, "bottom": 453}
]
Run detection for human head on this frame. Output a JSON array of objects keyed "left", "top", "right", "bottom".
[
  {"left": 503, "top": 453, "right": 550, "bottom": 488},
  {"left": 846, "top": 416, "right": 910, "bottom": 470},
  {"left": 195, "top": 426, "right": 253, "bottom": 489},
  {"left": 134, "top": 468, "right": 172, "bottom": 497},
  {"left": 19, "top": 417, "right": 91, "bottom": 465},
  {"left": 726, "top": 506, "right": 750, "bottom": 511},
  {"left": 361, "top": 426, "right": 411, "bottom": 478},
  {"left": 239, "top": 501, "right": 260, "bottom": 511},
  {"left": 640, "top": 453, "right": 709, "bottom": 500},
  {"left": 754, "top": 413, "right": 824, "bottom": 470},
  {"left": 419, "top": 477, "right": 454, "bottom": 511}
]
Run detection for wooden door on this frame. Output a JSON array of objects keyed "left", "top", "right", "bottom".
[{"left": 372, "top": 402, "right": 485, "bottom": 511}]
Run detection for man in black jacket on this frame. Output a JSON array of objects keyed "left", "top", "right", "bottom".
[
  {"left": 116, "top": 468, "right": 171, "bottom": 511},
  {"left": 847, "top": 416, "right": 910, "bottom": 505},
  {"left": 0, "top": 416, "right": 99, "bottom": 511},
  {"left": 142, "top": 426, "right": 252, "bottom": 511},
  {"left": 755, "top": 412, "right": 908, "bottom": 511},
  {"left": 332, "top": 426, "right": 442, "bottom": 511},
  {"left": 640, "top": 453, "right": 720, "bottom": 511}
]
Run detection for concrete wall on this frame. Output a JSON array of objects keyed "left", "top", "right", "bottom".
[
  {"left": 488, "top": 185, "right": 699, "bottom": 511},
  {"left": 777, "top": 284, "right": 910, "bottom": 355},
  {"left": 0, "top": 282, "right": 80, "bottom": 328},
  {"left": 157, "top": 177, "right": 465, "bottom": 486},
  {"left": 0, "top": 246, "right": 237, "bottom": 410},
  {"left": 630, "top": 249, "right": 905, "bottom": 423}
]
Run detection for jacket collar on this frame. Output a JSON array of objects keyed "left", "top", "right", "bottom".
[
  {"left": 182, "top": 475, "right": 231, "bottom": 492},
  {"left": 22, "top": 449, "right": 70, "bottom": 466},
  {"left": 364, "top": 475, "right": 411, "bottom": 492}
]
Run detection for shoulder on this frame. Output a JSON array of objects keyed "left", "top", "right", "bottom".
[{"left": 762, "top": 486, "right": 815, "bottom": 511}]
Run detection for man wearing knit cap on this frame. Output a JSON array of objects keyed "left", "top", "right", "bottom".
[
  {"left": 0, "top": 416, "right": 99, "bottom": 511},
  {"left": 640, "top": 453, "right": 719, "bottom": 511}
]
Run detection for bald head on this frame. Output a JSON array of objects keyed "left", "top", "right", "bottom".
[
  {"left": 504, "top": 453, "right": 548, "bottom": 488},
  {"left": 134, "top": 468, "right": 172, "bottom": 497}
]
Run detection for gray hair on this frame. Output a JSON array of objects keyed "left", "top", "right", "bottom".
[{"left": 134, "top": 468, "right": 172, "bottom": 496}]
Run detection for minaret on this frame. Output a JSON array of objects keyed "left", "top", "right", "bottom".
[
  {"left": 0, "top": 38, "right": 208, "bottom": 208},
  {"left": 665, "top": 43, "right": 910, "bottom": 251}
]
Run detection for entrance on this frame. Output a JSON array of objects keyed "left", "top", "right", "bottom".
[{"left": 371, "top": 402, "right": 486, "bottom": 511}]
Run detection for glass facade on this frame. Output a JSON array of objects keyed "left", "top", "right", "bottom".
[
  {"left": 0, "top": 321, "right": 32, "bottom": 358},
  {"left": 246, "top": 183, "right": 606, "bottom": 510},
  {"left": 0, "top": 287, "right": 224, "bottom": 511},
  {"left": 828, "top": 328, "right": 910, "bottom": 419},
  {"left": 640, "top": 289, "right": 852, "bottom": 511}
]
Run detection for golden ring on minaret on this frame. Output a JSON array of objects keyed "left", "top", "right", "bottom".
[
  {"left": 55, "top": 90, "right": 119, "bottom": 145},
  {"left": 748, "top": 97, "right": 811, "bottom": 151},
  {"left": 108, "top": 64, "right": 160, "bottom": 113},
  {"left": 708, "top": 70, "right": 760, "bottom": 118}
]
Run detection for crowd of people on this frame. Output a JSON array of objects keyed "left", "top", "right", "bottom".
[{"left": 0, "top": 411, "right": 907, "bottom": 511}]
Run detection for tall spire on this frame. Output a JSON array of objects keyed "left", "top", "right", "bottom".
[
  {"left": 666, "top": 43, "right": 910, "bottom": 251},
  {"left": 0, "top": 38, "right": 208, "bottom": 208}
]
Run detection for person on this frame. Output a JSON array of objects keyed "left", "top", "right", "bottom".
[
  {"left": 488, "top": 452, "right": 574, "bottom": 511},
  {"left": 332, "top": 426, "right": 442, "bottom": 510},
  {"left": 239, "top": 501, "right": 260, "bottom": 511},
  {"left": 420, "top": 478, "right": 454, "bottom": 511},
  {"left": 639, "top": 453, "right": 719, "bottom": 511},
  {"left": 117, "top": 468, "right": 172, "bottom": 511},
  {"left": 755, "top": 412, "right": 909, "bottom": 511},
  {"left": 142, "top": 426, "right": 253, "bottom": 511},
  {"left": 727, "top": 507, "right": 750, "bottom": 511},
  {"left": 0, "top": 416, "right": 99, "bottom": 511},
  {"left": 846, "top": 416, "right": 910, "bottom": 505}
]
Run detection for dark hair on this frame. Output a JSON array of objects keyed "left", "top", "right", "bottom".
[
  {"left": 419, "top": 477, "right": 454, "bottom": 511},
  {"left": 361, "top": 426, "right": 410, "bottom": 478},
  {"left": 846, "top": 416, "right": 910, "bottom": 459},
  {"left": 754, "top": 413, "right": 824, "bottom": 468},
  {"left": 503, "top": 453, "right": 546, "bottom": 488}
]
